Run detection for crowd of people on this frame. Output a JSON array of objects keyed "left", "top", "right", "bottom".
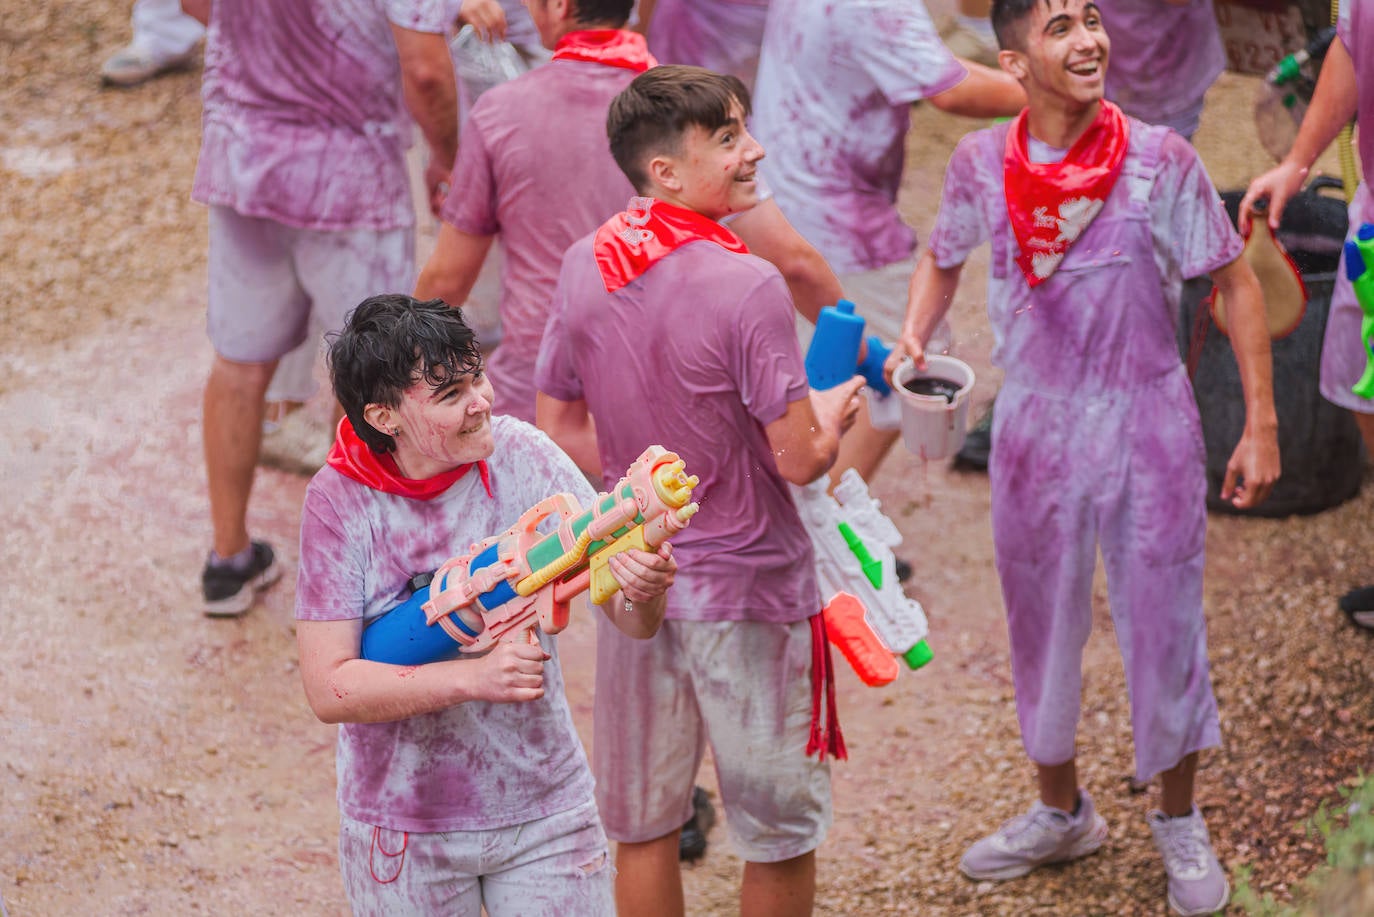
[{"left": 107, "top": 0, "right": 1371, "bottom": 914}]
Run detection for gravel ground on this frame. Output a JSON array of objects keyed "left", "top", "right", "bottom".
[{"left": 2, "top": 3, "right": 1371, "bottom": 915}]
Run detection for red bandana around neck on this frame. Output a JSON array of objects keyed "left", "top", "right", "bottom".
[
  {"left": 1003, "top": 101, "right": 1130, "bottom": 286},
  {"left": 326, "top": 417, "right": 492, "bottom": 501},
  {"left": 594, "top": 196, "right": 750, "bottom": 292},
  {"left": 551, "top": 29, "right": 657, "bottom": 72}
]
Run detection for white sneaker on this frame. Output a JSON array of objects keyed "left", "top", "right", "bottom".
[
  {"left": 960, "top": 790, "right": 1109, "bottom": 880},
  {"left": 1148, "top": 808, "right": 1230, "bottom": 916},
  {"left": 100, "top": 42, "right": 197, "bottom": 87}
]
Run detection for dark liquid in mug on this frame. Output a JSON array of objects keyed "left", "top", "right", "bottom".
[{"left": 903, "top": 376, "right": 961, "bottom": 403}]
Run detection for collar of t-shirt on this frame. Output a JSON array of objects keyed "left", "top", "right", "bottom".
[
  {"left": 594, "top": 196, "right": 750, "bottom": 293},
  {"left": 326, "top": 417, "right": 492, "bottom": 501},
  {"left": 1002, "top": 101, "right": 1129, "bottom": 287},
  {"left": 551, "top": 29, "right": 657, "bottom": 72}
]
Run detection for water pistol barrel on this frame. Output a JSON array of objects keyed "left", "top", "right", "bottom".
[{"left": 1347, "top": 223, "right": 1374, "bottom": 399}]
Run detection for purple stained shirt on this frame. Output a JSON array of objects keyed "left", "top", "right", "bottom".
[
  {"left": 1340, "top": 0, "right": 1374, "bottom": 176},
  {"left": 646, "top": 0, "right": 771, "bottom": 89},
  {"left": 1100, "top": 0, "right": 1225, "bottom": 139},
  {"left": 440, "top": 56, "right": 640, "bottom": 423},
  {"left": 1316, "top": 1, "right": 1373, "bottom": 412},
  {"left": 534, "top": 236, "right": 822, "bottom": 624},
  {"left": 295, "top": 416, "right": 598, "bottom": 833},
  {"left": 751, "top": 0, "right": 967, "bottom": 274},
  {"left": 192, "top": 0, "right": 449, "bottom": 232},
  {"left": 927, "top": 117, "right": 1243, "bottom": 389}
]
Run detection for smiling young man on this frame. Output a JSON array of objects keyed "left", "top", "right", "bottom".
[
  {"left": 886, "top": 1, "right": 1279, "bottom": 914},
  {"left": 748, "top": 0, "right": 1024, "bottom": 480},
  {"left": 414, "top": 0, "right": 847, "bottom": 430},
  {"left": 293, "top": 294, "right": 676, "bottom": 915},
  {"left": 534, "top": 66, "right": 863, "bottom": 917}
]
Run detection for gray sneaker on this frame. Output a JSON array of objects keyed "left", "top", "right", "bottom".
[
  {"left": 1149, "top": 808, "right": 1229, "bottom": 916},
  {"left": 960, "top": 791, "right": 1109, "bottom": 880},
  {"left": 202, "top": 540, "right": 282, "bottom": 617}
]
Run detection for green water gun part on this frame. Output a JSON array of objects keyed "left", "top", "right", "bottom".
[{"left": 1347, "top": 223, "right": 1374, "bottom": 399}]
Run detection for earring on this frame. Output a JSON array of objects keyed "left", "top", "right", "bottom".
[{"left": 389, "top": 427, "right": 400, "bottom": 436}]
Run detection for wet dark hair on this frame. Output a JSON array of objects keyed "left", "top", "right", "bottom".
[
  {"left": 328, "top": 294, "right": 483, "bottom": 454},
  {"left": 569, "top": 0, "right": 634, "bottom": 26},
  {"left": 991, "top": 0, "right": 1042, "bottom": 52},
  {"left": 607, "top": 65, "right": 752, "bottom": 193}
]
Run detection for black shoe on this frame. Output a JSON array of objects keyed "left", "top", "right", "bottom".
[
  {"left": 1338, "top": 584, "right": 1374, "bottom": 632},
  {"left": 678, "top": 786, "right": 716, "bottom": 863},
  {"left": 202, "top": 540, "right": 282, "bottom": 617},
  {"left": 953, "top": 400, "right": 994, "bottom": 471},
  {"left": 893, "top": 557, "right": 913, "bottom": 583}
]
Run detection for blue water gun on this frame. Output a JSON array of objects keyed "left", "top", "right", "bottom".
[{"left": 804, "top": 299, "right": 891, "bottom": 395}]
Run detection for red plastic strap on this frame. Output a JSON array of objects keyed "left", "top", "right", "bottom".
[
  {"left": 805, "top": 613, "right": 847, "bottom": 762},
  {"left": 369, "top": 826, "right": 409, "bottom": 885}
]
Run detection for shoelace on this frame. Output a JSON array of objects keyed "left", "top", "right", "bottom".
[
  {"left": 1156, "top": 819, "right": 1210, "bottom": 880},
  {"left": 998, "top": 805, "right": 1069, "bottom": 852}
]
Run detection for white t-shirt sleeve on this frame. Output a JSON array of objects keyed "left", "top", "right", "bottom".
[
  {"left": 1151, "top": 131, "right": 1243, "bottom": 280},
  {"left": 927, "top": 134, "right": 992, "bottom": 269},
  {"left": 855, "top": 0, "right": 968, "bottom": 106}
]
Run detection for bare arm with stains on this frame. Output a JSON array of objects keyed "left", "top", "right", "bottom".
[
  {"left": 535, "top": 392, "right": 603, "bottom": 479},
  {"left": 1239, "top": 36, "right": 1358, "bottom": 234},
  {"left": 929, "top": 59, "right": 1026, "bottom": 119},
  {"left": 297, "top": 618, "right": 551, "bottom": 724},
  {"left": 1209, "top": 254, "right": 1280, "bottom": 508},
  {"left": 415, "top": 224, "right": 497, "bottom": 310},
  {"left": 391, "top": 23, "right": 460, "bottom": 217},
  {"left": 296, "top": 542, "right": 675, "bottom": 724},
  {"left": 765, "top": 378, "right": 865, "bottom": 485},
  {"left": 887, "top": 248, "right": 963, "bottom": 376}
]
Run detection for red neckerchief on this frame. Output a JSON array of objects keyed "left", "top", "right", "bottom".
[
  {"left": 326, "top": 417, "right": 492, "bottom": 501},
  {"left": 551, "top": 29, "right": 656, "bottom": 72},
  {"left": 594, "top": 196, "right": 749, "bottom": 293},
  {"left": 1003, "top": 101, "right": 1130, "bottom": 286}
]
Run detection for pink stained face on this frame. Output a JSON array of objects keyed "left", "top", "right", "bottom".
[
  {"left": 672, "top": 101, "right": 765, "bottom": 221},
  {"left": 1019, "top": 0, "right": 1111, "bottom": 111},
  {"left": 388, "top": 369, "right": 497, "bottom": 479}
]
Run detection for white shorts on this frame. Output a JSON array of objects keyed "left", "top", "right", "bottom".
[
  {"left": 592, "top": 617, "right": 832, "bottom": 863},
  {"left": 206, "top": 205, "right": 413, "bottom": 363},
  {"left": 338, "top": 798, "right": 613, "bottom": 917}
]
